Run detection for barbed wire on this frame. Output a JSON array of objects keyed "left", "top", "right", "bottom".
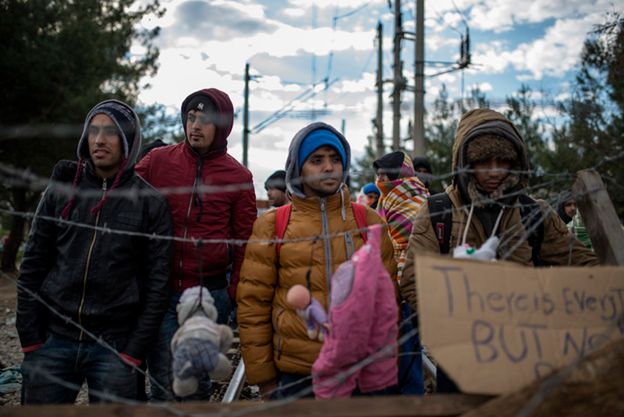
[
  {"left": 0, "top": 160, "right": 593, "bottom": 199},
  {"left": 0, "top": 158, "right": 617, "bottom": 413},
  {"left": 0, "top": 271, "right": 176, "bottom": 400},
  {"left": 514, "top": 311, "right": 624, "bottom": 417},
  {"left": 1, "top": 267, "right": 421, "bottom": 414},
  {"left": 0, "top": 158, "right": 600, "bottom": 250},
  {"left": 0, "top": 172, "right": 594, "bottom": 251}
]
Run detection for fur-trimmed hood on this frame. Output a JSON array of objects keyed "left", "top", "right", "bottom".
[{"left": 452, "top": 108, "right": 529, "bottom": 206}]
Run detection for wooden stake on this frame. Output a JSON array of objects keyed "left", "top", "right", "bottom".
[{"left": 572, "top": 169, "right": 624, "bottom": 266}]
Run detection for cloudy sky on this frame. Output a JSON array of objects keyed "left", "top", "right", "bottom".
[{"left": 136, "top": 0, "right": 621, "bottom": 197}]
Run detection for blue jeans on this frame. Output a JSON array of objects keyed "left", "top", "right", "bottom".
[
  {"left": 270, "top": 372, "right": 314, "bottom": 400},
  {"left": 21, "top": 333, "right": 137, "bottom": 404},
  {"left": 145, "top": 288, "right": 231, "bottom": 401},
  {"left": 398, "top": 303, "right": 424, "bottom": 395}
]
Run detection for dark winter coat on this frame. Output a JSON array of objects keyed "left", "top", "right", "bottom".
[
  {"left": 401, "top": 109, "right": 598, "bottom": 313},
  {"left": 16, "top": 161, "right": 173, "bottom": 359}
]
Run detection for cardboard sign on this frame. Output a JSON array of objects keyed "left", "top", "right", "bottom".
[{"left": 415, "top": 254, "right": 624, "bottom": 394}]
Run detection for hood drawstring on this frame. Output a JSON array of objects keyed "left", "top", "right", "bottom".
[
  {"left": 193, "top": 156, "right": 204, "bottom": 222},
  {"left": 340, "top": 185, "right": 346, "bottom": 221},
  {"left": 490, "top": 207, "right": 505, "bottom": 238},
  {"left": 461, "top": 203, "right": 475, "bottom": 246},
  {"left": 460, "top": 202, "right": 505, "bottom": 247},
  {"left": 91, "top": 158, "right": 128, "bottom": 216},
  {"left": 60, "top": 159, "right": 85, "bottom": 220},
  {"left": 59, "top": 157, "right": 128, "bottom": 219}
]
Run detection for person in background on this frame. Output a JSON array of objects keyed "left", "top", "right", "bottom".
[
  {"left": 361, "top": 182, "right": 381, "bottom": 210},
  {"left": 412, "top": 156, "right": 440, "bottom": 195},
  {"left": 138, "top": 138, "right": 167, "bottom": 161},
  {"left": 374, "top": 151, "right": 429, "bottom": 280},
  {"left": 135, "top": 88, "right": 256, "bottom": 401},
  {"left": 373, "top": 150, "right": 429, "bottom": 395},
  {"left": 17, "top": 100, "right": 172, "bottom": 404},
  {"left": 557, "top": 192, "right": 592, "bottom": 250},
  {"left": 264, "top": 170, "right": 288, "bottom": 208}
]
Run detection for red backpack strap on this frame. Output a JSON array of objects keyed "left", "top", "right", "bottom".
[
  {"left": 274, "top": 204, "right": 292, "bottom": 259},
  {"left": 351, "top": 203, "right": 368, "bottom": 243}
]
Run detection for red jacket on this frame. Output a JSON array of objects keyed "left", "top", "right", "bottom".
[{"left": 136, "top": 88, "right": 256, "bottom": 297}]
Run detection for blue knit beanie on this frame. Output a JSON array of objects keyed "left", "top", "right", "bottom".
[
  {"left": 297, "top": 128, "right": 347, "bottom": 169},
  {"left": 362, "top": 182, "right": 380, "bottom": 195}
]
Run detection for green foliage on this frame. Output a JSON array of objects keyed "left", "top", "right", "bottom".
[
  {"left": 547, "top": 13, "right": 624, "bottom": 219},
  {"left": 0, "top": 0, "right": 164, "bottom": 270},
  {"left": 504, "top": 85, "right": 549, "bottom": 190},
  {"left": 136, "top": 103, "right": 185, "bottom": 144},
  {"left": 425, "top": 85, "right": 490, "bottom": 190},
  {"left": 0, "top": 0, "right": 164, "bottom": 179},
  {"left": 350, "top": 134, "right": 378, "bottom": 192}
]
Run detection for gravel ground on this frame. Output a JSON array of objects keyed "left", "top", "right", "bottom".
[
  {"left": 0, "top": 274, "right": 23, "bottom": 406},
  {"left": 0, "top": 274, "right": 260, "bottom": 406}
]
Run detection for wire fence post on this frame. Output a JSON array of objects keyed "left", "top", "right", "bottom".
[{"left": 572, "top": 169, "right": 624, "bottom": 265}]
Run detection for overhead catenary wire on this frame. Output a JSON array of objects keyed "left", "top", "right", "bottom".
[{"left": 251, "top": 78, "right": 339, "bottom": 134}]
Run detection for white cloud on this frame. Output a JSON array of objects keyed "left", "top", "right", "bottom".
[
  {"left": 467, "top": 0, "right": 615, "bottom": 32},
  {"left": 287, "top": 0, "right": 385, "bottom": 9},
  {"left": 473, "top": 13, "right": 606, "bottom": 79},
  {"left": 335, "top": 73, "right": 375, "bottom": 93},
  {"left": 427, "top": 33, "right": 459, "bottom": 52},
  {"left": 282, "top": 7, "right": 305, "bottom": 18},
  {"left": 472, "top": 82, "right": 492, "bottom": 92},
  {"left": 139, "top": 49, "right": 244, "bottom": 108}
]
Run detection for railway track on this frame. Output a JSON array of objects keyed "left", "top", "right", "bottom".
[{"left": 209, "top": 330, "right": 261, "bottom": 402}]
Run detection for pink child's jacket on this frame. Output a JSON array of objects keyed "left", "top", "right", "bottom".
[{"left": 311, "top": 225, "right": 398, "bottom": 398}]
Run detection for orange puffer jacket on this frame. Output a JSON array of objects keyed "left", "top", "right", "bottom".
[{"left": 237, "top": 187, "right": 397, "bottom": 385}]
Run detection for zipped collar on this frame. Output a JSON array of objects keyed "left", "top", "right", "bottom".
[
  {"left": 83, "top": 160, "right": 134, "bottom": 188},
  {"left": 182, "top": 138, "right": 227, "bottom": 161},
  {"left": 291, "top": 185, "right": 351, "bottom": 215}
]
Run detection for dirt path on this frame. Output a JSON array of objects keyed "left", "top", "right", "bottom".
[{"left": 0, "top": 273, "right": 22, "bottom": 405}]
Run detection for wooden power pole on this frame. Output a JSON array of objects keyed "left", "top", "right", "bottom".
[
  {"left": 376, "top": 22, "right": 384, "bottom": 158},
  {"left": 413, "top": 0, "right": 425, "bottom": 156},
  {"left": 392, "top": 0, "right": 403, "bottom": 151}
]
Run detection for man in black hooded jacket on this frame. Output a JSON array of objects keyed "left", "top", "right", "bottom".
[{"left": 16, "top": 99, "right": 173, "bottom": 404}]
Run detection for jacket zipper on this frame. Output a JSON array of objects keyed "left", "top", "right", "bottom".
[
  {"left": 344, "top": 231, "right": 354, "bottom": 259},
  {"left": 320, "top": 199, "right": 333, "bottom": 306},
  {"left": 179, "top": 176, "right": 198, "bottom": 290},
  {"left": 77, "top": 179, "right": 105, "bottom": 340}
]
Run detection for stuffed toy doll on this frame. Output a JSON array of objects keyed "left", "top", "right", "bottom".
[
  {"left": 170, "top": 286, "right": 234, "bottom": 397},
  {"left": 286, "top": 284, "right": 329, "bottom": 341}
]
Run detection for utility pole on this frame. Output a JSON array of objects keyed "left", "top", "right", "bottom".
[
  {"left": 375, "top": 22, "right": 384, "bottom": 158},
  {"left": 392, "top": 0, "right": 403, "bottom": 151},
  {"left": 413, "top": 0, "right": 425, "bottom": 156},
  {"left": 242, "top": 62, "right": 250, "bottom": 167}
]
